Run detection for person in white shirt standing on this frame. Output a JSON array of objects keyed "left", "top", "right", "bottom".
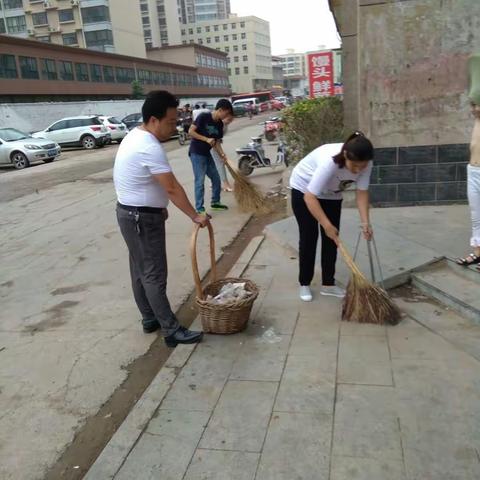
[
  {"left": 114, "top": 90, "right": 207, "bottom": 346},
  {"left": 289, "top": 132, "right": 374, "bottom": 302}
]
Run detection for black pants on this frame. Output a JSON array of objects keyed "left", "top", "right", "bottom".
[
  {"left": 291, "top": 188, "right": 342, "bottom": 286},
  {"left": 116, "top": 206, "right": 179, "bottom": 336}
]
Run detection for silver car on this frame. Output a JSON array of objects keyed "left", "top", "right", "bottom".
[{"left": 0, "top": 128, "right": 61, "bottom": 170}]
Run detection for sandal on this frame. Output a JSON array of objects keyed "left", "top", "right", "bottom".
[{"left": 456, "top": 253, "right": 480, "bottom": 266}]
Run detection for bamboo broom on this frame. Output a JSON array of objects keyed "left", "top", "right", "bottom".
[
  {"left": 338, "top": 240, "right": 401, "bottom": 325},
  {"left": 214, "top": 146, "right": 270, "bottom": 214}
]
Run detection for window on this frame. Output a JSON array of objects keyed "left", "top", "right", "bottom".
[
  {"left": 206, "top": 37, "right": 211, "bottom": 44},
  {"left": 215, "top": 36, "right": 219, "bottom": 43},
  {"left": 140, "top": 3, "right": 148, "bottom": 13},
  {"left": 241, "top": 33, "right": 246, "bottom": 39},
  {"left": 32, "top": 12, "right": 48, "bottom": 26},
  {"left": 242, "top": 44, "right": 247, "bottom": 51},
  {"left": 75, "top": 63, "right": 89, "bottom": 81},
  {"left": 181, "top": 29, "right": 186, "bottom": 35},
  {"left": 62, "top": 33, "right": 77, "bottom": 46},
  {"left": 90, "top": 64, "right": 102, "bottom": 82},
  {"left": 235, "top": 67, "right": 240, "bottom": 75},
  {"left": 41, "top": 58, "right": 57, "bottom": 80},
  {"left": 223, "top": 24, "right": 228, "bottom": 30},
  {"left": 233, "top": 45, "right": 238, "bottom": 52},
  {"left": 240, "top": 21, "right": 245, "bottom": 28},
  {"left": 81, "top": 6, "right": 110, "bottom": 24},
  {"left": 196, "top": 27, "right": 201, "bottom": 33},
  {"left": 232, "top": 34, "right": 237, "bottom": 40},
  {"left": 188, "top": 28, "right": 193, "bottom": 34},
  {"left": 49, "top": 120, "right": 68, "bottom": 131},
  {"left": 142, "top": 17, "right": 149, "bottom": 25},
  {"left": 115, "top": 67, "right": 135, "bottom": 83},
  {"left": 19, "top": 56, "right": 39, "bottom": 79},
  {"left": 225, "top": 46, "right": 229, "bottom": 52},
  {"left": 0, "top": 54, "right": 17, "bottom": 79},
  {"left": 0, "top": 19, "right": 5, "bottom": 34},
  {"left": 6, "top": 15, "right": 26, "bottom": 33},
  {"left": 59, "top": 61, "right": 74, "bottom": 80},
  {"left": 231, "top": 23, "right": 236, "bottom": 29},
  {"left": 205, "top": 26, "right": 210, "bottom": 32},
  {"left": 224, "top": 35, "right": 228, "bottom": 41},
  {"left": 214, "top": 25, "right": 219, "bottom": 31},
  {"left": 84, "top": 29, "right": 113, "bottom": 49},
  {"left": 103, "top": 65, "right": 114, "bottom": 82},
  {"left": 243, "top": 55, "right": 248, "bottom": 62},
  {"left": 4, "top": 0, "right": 22, "bottom": 8},
  {"left": 58, "top": 9, "right": 74, "bottom": 23},
  {"left": 244, "top": 66, "right": 249, "bottom": 74},
  {"left": 138, "top": 69, "right": 152, "bottom": 84},
  {"left": 198, "top": 38, "right": 203, "bottom": 45},
  {"left": 227, "top": 68, "right": 231, "bottom": 75},
  {"left": 234, "top": 56, "right": 239, "bottom": 63},
  {"left": 37, "top": 35, "right": 50, "bottom": 43}
]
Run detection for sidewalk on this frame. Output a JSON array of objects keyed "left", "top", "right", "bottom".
[{"left": 86, "top": 221, "right": 480, "bottom": 479}]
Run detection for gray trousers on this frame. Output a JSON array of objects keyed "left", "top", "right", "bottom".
[{"left": 116, "top": 206, "right": 179, "bottom": 336}]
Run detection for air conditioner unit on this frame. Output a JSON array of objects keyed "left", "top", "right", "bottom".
[
  {"left": 48, "top": 26, "right": 61, "bottom": 33},
  {"left": 27, "top": 29, "right": 35, "bottom": 36},
  {"left": 71, "top": 0, "right": 79, "bottom": 5},
  {"left": 43, "top": 1, "right": 51, "bottom": 7}
]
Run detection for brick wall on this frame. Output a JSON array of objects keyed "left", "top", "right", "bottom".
[{"left": 370, "top": 144, "right": 469, "bottom": 206}]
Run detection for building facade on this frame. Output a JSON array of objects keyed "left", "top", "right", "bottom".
[
  {"left": 181, "top": 15, "right": 272, "bottom": 93},
  {"left": 140, "top": 0, "right": 182, "bottom": 49},
  {"left": 0, "top": 0, "right": 146, "bottom": 58},
  {"left": 179, "top": 0, "right": 230, "bottom": 23},
  {"left": 0, "top": 34, "right": 230, "bottom": 102},
  {"left": 278, "top": 50, "right": 308, "bottom": 97}
]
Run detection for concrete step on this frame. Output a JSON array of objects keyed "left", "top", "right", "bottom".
[{"left": 411, "top": 258, "right": 480, "bottom": 324}]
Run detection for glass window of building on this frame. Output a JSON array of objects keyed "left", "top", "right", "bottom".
[
  {"left": 233, "top": 45, "right": 238, "bottom": 52},
  {"left": 81, "top": 6, "right": 110, "bottom": 24},
  {"left": 41, "top": 58, "right": 57, "bottom": 80},
  {"left": 90, "top": 64, "right": 103, "bottom": 82},
  {"left": 215, "top": 36, "right": 219, "bottom": 43},
  {"left": 241, "top": 32, "right": 246, "bottom": 39},
  {"left": 244, "top": 66, "right": 249, "bottom": 74},
  {"left": 240, "top": 22, "right": 245, "bottom": 28},
  {"left": 242, "top": 44, "right": 247, "bottom": 50},
  {"left": 103, "top": 65, "right": 115, "bottom": 82},
  {"left": 4, "top": 0, "right": 23, "bottom": 9},
  {"left": 206, "top": 37, "right": 211, "bottom": 44},
  {"left": 6, "top": 15, "right": 26, "bottom": 33},
  {"left": 214, "top": 25, "right": 219, "bottom": 31},
  {"left": 232, "top": 34, "right": 237, "bottom": 40},
  {"left": 0, "top": 19, "right": 5, "bottom": 34},
  {"left": 235, "top": 67, "right": 240, "bottom": 74},
  {"left": 243, "top": 55, "right": 248, "bottom": 62},
  {"left": 234, "top": 56, "right": 238, "bottom": 63},
  {"left": 115, "top": 67, "right": 135, "bottom": 83},
  {"left": 224, "top": 35, "right": 228, "bottom": 41},
  {"left": 0, "top": 54, "right": 17, "bottom": 79},
  {"left": 19, "top": 56, "right": 39, "bottom": 79},
  {"left": 84, "top": 30, "right": 114, "bottom": 50},
  {"left": 205, "top": 26, "right": 210, "bottom": 32},
  {"left": 197, "top": 27, "right": 201, "bottom": 33},
  {"left": 59, "top": 9, "right": 74, "bottom": 23},
  {"left": 37, "top": 35, "right": 50, "bottom": 43},
  {"left": 32, "top": 12, "right": 48, "bottom": 26},
  {"left": 75, "top": 63, "right": 89, "bottom": 82},
  {"left": 59, "top": 61, "right": 74, "bottom": 81},
  {"left": 62, "top": 33, "right": 78, "bottom": 46},
  {"left": 223, "top": 24, "right": 228, "bottom": 30},
  {"left": 188, "top": 28, "right": 193, "bottom": 34},
  {"left": 231, "top": 23, "right": 236, "bottom": 29}
]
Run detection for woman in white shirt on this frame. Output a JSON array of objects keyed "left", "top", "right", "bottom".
[{"left": 289, "top": 132, "right": 374, "bottom": 302}]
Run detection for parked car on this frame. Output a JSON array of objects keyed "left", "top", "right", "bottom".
[
  {"left": 98, "top": 116, "right": 128, "bottom": 143},
  {"left": 270, "top": 99, "right": 286, "bottom": 111},
  {"left": 0, "top": 127, "right": 61, "bottom": 170},
  {"left": 32, "top": 116, "right": 109, "bottom": 150},
  {"left": 233, "top": 104, "right": 247, "bottom": 117},
  {"left": 122, "top": 113, "right": 143, "bottom": 131}
]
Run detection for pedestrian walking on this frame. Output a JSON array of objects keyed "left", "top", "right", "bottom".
[
  {"left": 211, "top": 115, "right": 234, "bottom": 192},
  {"left": 188, "top": 99, "right": 234, "bottom": 214},
  {"left": 114, "top": 90, "right": 207, "bottom": 346},
  {"left": 289, "top": 132, "right": 374, "bottom": 302},
  {"left": 192, "top": 103, "right": 210, "bottom": 122}
]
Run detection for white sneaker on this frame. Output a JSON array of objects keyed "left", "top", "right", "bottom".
[
  {"left": 320, "top": 285, "right": 346, "bottom": 298},
  {"left": 299, "top": 286, "right": 313, "bottom": 302}
]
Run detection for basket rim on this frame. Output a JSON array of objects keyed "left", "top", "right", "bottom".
[{"left": 196, "top": 277, "right": 259, "bottom": 308}]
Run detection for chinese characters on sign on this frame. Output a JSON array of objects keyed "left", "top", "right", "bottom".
[{"left": 308, "top": 51, "right": 334, "bottom": 98}]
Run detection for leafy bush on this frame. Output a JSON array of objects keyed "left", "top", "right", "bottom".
[{"left": 282, "top": 97, "right": 344, "bottom": 165}]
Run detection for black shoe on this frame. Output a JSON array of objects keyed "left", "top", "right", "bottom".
[
  {"left": 142, "top": 317, "right": 160, "bottom": 334},
  {"left": 165, "top": 326, "right": 204, "bottom": 347}
]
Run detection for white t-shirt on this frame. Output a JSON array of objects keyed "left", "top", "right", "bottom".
[
  {"left": 192, "top": 108, "right": 210, "bottom": 121},
  {"left": 289, "top": 143, "right": 373, "bottom": 200},
  {"left": 113, "top": 128, "right": 172, "bottom": 208}
]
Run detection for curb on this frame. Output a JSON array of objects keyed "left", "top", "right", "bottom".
[{"left": 84, "top": 235, "right": 265, "bottom": 479}]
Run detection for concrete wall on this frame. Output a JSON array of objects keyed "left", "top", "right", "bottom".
[
  {"left": 0, "top": 97, "right": 223, "bottom": 133},
  {"left": 331, "top": 0, "right": 480, "bottom": 147}
]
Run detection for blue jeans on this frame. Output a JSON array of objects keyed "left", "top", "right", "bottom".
[{"left": 190, "top": 152, "right": 221, "bottom": 211}]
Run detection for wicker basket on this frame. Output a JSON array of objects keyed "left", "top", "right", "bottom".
[{"left": 190, "top": 223, "right": 259, "bottom": 334}]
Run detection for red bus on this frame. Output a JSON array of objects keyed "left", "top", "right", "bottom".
[{"left": 231, "top": 90, "right": 273, "bottom": 112}]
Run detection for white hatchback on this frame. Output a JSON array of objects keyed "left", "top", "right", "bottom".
[
  {"left": 32, "top": 115, "right": 110, "bottom": 150},
  {"left": 98, "top": 116, "right": 128, "bottom": 143}
]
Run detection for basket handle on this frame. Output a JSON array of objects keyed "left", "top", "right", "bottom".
[{"left": 190, "top": 222, "right": 217, "bottom": 300}]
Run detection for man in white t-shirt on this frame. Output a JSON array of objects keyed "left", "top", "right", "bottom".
[
  {"left": 114, "top": 90, "right": 207, "bottom": 347},
  {"left": 192, "top": 103, "right": 210, "bottom": 122}
]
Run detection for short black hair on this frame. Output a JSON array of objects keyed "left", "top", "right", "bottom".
[
  {"left": 194, "top": 104, "right": 200, "bottom": 109},
  {"left": 142, "top": 90, "right": 179, "bottom": 123},
  {"left": 215, "top": 98, "right": 233, "bottom": 115},
  {"left": 333, "top": 131, "right": 374, "bottom": 168}
]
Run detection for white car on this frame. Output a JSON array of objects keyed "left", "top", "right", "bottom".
[
  {"left": 32, "top": 115, "right": 110, "bottom": 150},
  {"left": 98, "top": 116, "right": 128, "bottom": 143},
  {"left": 0, "top": 128, "right": 61, "bottom": 170}
]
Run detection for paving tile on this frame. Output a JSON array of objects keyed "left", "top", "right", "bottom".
[
  {"left": 199, "top": 380, "right": 277, "bottom": 452},
  {"left": 340, "top": 321, "right": 387, "bottom": 337},
  {"left": 330, "top": 455, "right": 406, "bottom": 480},
  {"left": 184, "top": 449, "right": 259, "bottom": 480},
  {"left": 338, "top": 335, "right": 393, "bottom": 385},
  {"left": 274, "top": 354, "right": 336, "bottom": 415},
  {"left": 115, "top": 410, "right": 210, "bottom": 480},
  {"left": 256, "top": 412, "right": 331, "bottom": 480},
  {"left": 333, "top": 385, "right": 403, "bottom": 461},
  {"left": 230, "top": 333, "right": 290, "bottom": 382}
]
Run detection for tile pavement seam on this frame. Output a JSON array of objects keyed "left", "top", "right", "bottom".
[
  {"left": 336, "top": 382, "right": 396, "bottom": 388},
  {"left": 386, "top": 329, "right": 396, "bottom": 388},
  {"left": 195, "top": 446, "right": 263, "bottom": 454},
  {"left": 253, "top": 311, "right": 299, "bottom": 480},
  {"left": 396, "top": 417, "right": 408, "bottom": 476},
  {"left": 327, "top": 320, "right": 342, "bottom": 480}
]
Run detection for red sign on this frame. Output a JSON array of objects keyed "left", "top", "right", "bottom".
[{"left": 308, "top": 51, "right": 334, "bottom": 98}]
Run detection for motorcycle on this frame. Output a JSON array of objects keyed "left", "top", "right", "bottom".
[
  {"left": 263, "top": 116, "right": 283, "bottom": 142},
  {"left": 236, "top": 136, "right": 289, "bottom": 176},
  {"left": 176, "top": 124, "right": 189, "bottom": 145}
]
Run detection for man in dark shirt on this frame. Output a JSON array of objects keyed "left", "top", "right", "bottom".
[{"left": 188, "top": 99, "right": 234, "bottom": 214}]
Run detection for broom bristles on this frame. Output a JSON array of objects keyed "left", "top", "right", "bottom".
[{"left": 338, "top": 241, "right": 401, "bottom": 325}]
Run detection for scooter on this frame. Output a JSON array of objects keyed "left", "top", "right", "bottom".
[
  {"left": 236, "top": 136, "right": 289, "bottom": 176},
  {"left": 263, "top": 116, "right": 283, "bottom": 142},
  {"left": 176, "top": 125, "right": 189, "bottom": 145}
]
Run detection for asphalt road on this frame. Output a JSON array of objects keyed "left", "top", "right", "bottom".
[{"left": 0, "top": 112, "right": 273, "bottom": 203}]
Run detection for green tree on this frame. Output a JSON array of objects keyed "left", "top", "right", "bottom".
[
  {"left": 131, "top": 80, "right": 144, "bottom": 99},
  {"left": 282, "top": 97, "right": 344, "bottom": 165}
]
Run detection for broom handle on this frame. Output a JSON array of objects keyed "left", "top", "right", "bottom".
[
  {"left": 337, "top": 240, "right": 367, "bottom": 279},
  {"left": 371, "top": 235, "right": 386, "bottom": 290},
  {"left": 353, "top": 231, "right": 361, "bottom": 262},
  {"left": 190, "top": 222, "right": 217, "bottom": 300},
  {"left": 366, "top": 238, "right": 376, "bottom": 283}
]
